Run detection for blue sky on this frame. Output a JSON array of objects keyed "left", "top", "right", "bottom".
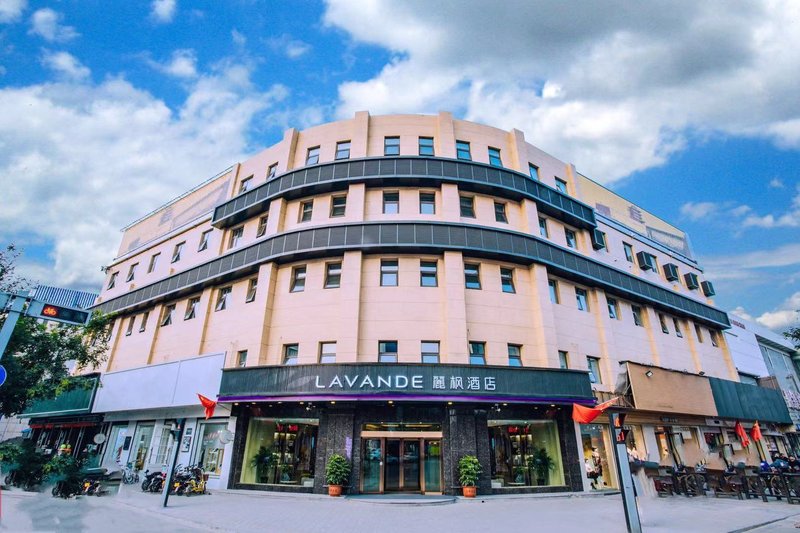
[{"left": 1, "top": 0, "right": 799, "bottom": 332}]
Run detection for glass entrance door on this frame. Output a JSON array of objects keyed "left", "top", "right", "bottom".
[
  {"left": 360, "top": 434, "right": 443, "bottom": 494},
  {"left": 362, "top": 438, "right": 383, "bottom": 493},
  {"left": 423, "top": 439, "right": 442, "bottom": 492}
]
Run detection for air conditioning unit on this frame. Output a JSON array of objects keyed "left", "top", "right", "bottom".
[
  {"left": 591, "top": 229, "right": 606, "bottom": 250},
  {"left": 636, "top": 251, "right": 655, "bottom": 271},
  {"left": 684, "top": 272, "right": 700, "bottom": 290},
  {"left": 663, "top": 263, "right": 680, "bottom": 282},
  {"left": 701, "top": 280, "right": 716, "bottom": 297}
]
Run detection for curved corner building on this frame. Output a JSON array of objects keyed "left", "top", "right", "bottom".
[{"left": 90, "top": 111, "right": 781, "bottom": 497}]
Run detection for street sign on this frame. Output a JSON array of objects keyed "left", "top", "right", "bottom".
[
  {"left": 0, "top": 364, "right": 7, "bottom": 387},
  {"left": 26, "top": 300, "right": 91, "bottom": 326}
]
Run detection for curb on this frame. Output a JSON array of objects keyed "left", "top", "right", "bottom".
[{"left": 728, "top": 512, "right": 800, "bottom": 533}]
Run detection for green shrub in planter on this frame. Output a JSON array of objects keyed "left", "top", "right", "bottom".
[
  {"left": 457, "top": 455, "right": 482, "bottom": 487},
  {"left": 325, "top": 454, "right": 350, "bottom": 486}
]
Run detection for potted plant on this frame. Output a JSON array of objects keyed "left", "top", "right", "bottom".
[
  {"left": 458, "top": 455, "right": 482, "bottom": 497},
  {"left": 250, "top": 446, "right": 278, "bottom": 483},
  {"left": 529, "top": 448, "right": 555, "bottom": 486},
  {"left": 280, "top": 462, "right": 293, "bottom": 482},
  {"left": 325, "top": 454, "right": 350, "bottom": 496}
]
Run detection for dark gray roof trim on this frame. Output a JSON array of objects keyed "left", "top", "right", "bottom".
[
  {"left": 93, "top": 222, "right": 729, "bottom": 329},
  {"left": 212, "top": 156, "right": 596, "bottom": 230}
]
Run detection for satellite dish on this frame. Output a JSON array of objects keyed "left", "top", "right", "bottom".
[
  {"left": 219, "top": 429, "right": 234, "bottom": 444},
  {"left": 93, "top": 433, "right": 107, "bottom": 444}
]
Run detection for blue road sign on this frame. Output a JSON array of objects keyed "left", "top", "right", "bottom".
[{"left": 0, "top": 364, "right": 6, "bottom": 387}]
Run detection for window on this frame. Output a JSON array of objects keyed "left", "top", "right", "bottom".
[
  {"left": 508, "top": 344, "right": 522, "bottom": 367},
  {"left": 494, "top": 202, "right": 508, "bottom": 223},
  {"left": 215, "top": 286, "right": 232, "bottom": 311},
  {"left": 587, "top": 357, "right": 602, "bottom": 384},
  {"left": 306, "top": 146, "right": 320, "bottom": 165},
  {"left": 695, "top": 324, "right": 704, "bottom": 343},
  {"left": 469, "top": 342, "right": 486, "bottom": 365},
  {"left": 379, "top": 341, "right": 398, "bottom": 363},
  {"left": 283, "top": 344, "right": 299, "bottom": 365},
  {"left": 184, "top": 297, "right": 200, "bottom": 320},
  {"left": 236, "top": 350, "right": 248, "bottom": 368},
  {"left": 558, "top": 350, "right": 569, "bottom": 369},
  {"left": 419, "top": 192, "right": 436, "bottom": 214},
  {"left": 565, "top": 228, "right": 577, "bottom": 249},
  {"left": 319, "top": 342, "right": 336, "bottom": 364},
  {"left": 383, "top": 191, "right": 399, "bottom": 214},
  {"left": 267, "top": 163, "right": 278, "bottom": 179},
  {"left": 126, "top": 263, "right": 138, "bottom": 283},
  {"left": 455, "top": 140, "right": 472, "bottom": 161},
  {"left": 632, "top": 305, "right": 644, "bottom": 327},
  {"left": 228, "top": 226, "right": 244, "bottom": 249},
  {"left": 607, "top": 298, "right": 619, "bottom": 320},
  {"left": 421, "top": 341, "right": 440, "bottom": 364},
  {"left": 147, "top": 253, "right": 160, "bottom": 273},
  {"left": 459, "top": 195, "right": 475, "bottom": 217},
  {"left": 710, "top": 330, "right": 719, "bottom": 347},
  {"left": 529, "top": 164, "right": 539, "bottom": 180},
  {"left": 256, "top": 216, "right": 268, "bottom": 238},
  {"left": 330, "top": 195, "right": 347, "bottom": 217},
  {"left": 107, "top": 271, "right": 118, "bottom": 290},
  {"left": 539, "top": 217, "right": 549, "bottom": 238},
  {"left": 575, "top": 288, "right": 589, "bottom": 311},
  {"left": 420, "top": 260, "right": 438, "bottom": 287},
  {"left": 659, "top": 313, "right": 669, "bottom": 334},
  {"left": 335, "top": 140, "right": 351, "bottom": 160},
  {"left": 171, "top": 242, "right": 185, "bottom": 263},
  {"left": 245, "top": 278, "right": 258, "bottom": 303},
  {"left": 291, "top": 266, "right": 307, "bottom": 292},
  {"left": 325, "top": 262, "right": 342, "bottom": 289},
  {"left": 500, "top": 268, "right": 515, "bottom": 293},
  {"left": 239, "top": 176, "right": 253, "bottom": 194},
  {"left": 673, "top": 318, "right": 683, "bottom": 338},
  {"left": 299, "top": 200, "right": 313, "bottom": 222},
  {"left": 555, "top": 178, "right": 568, "bottom": 194},
  {"left": 125, "top": 317, "right": 135, "bottom": 336},
  {"left": 198, "top": 230, "right": 212, "bottom": 252},
  {"left": 139, "top": 311, "right": 149, "bottom": 333},
  {"left": 548, "top": 279, "right": 559, "bottom": 304},
  {"left": 160, "top": 304, "right": 175, "bottom": 327},
  {"left": 488, "top": 147, "right": 502, "bottom": 167},
  {"left": 623, "top": 242, "right": 634, "bottom": 263},
  {"left": 380, "top": 259, "right": 398, "bottom": 286},
  {"left": 384, "top": 136, "right": 400, "bottom": 156},
  {"left": 418, "top": 136, "right": 434, "bottom": 156},
  {"left": 739, "top": 373, "right": 758, "bottom": 386},
  {"left": 464, "top": 263, "right": 481, "bottom": 289}
]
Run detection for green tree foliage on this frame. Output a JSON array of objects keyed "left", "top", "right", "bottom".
[{"left": 786, "top": 323, "right": 800, "bottom": 351}]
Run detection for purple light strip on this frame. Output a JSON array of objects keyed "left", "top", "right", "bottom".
[{"left": 217, "top": 393, "right": 595, "bottom": 405}]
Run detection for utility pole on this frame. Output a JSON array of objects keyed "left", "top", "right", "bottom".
[
  {"left": 609, "top": 411, "right": 642, "bottom": 533},
  {"left": 0, "top": 294, "right": 26, "bottom": 362},
  {"left": 161, "top": 418, "right": 186, "bottom": 507}
]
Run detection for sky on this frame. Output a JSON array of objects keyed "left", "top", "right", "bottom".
[{"left": 0, "top": 0, "right": 799, "bottom": 333}]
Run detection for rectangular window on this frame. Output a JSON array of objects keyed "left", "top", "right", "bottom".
[
  {"left": 558, "top": 350, "right": 569, "bottom": 369},
  {"left": 125, "top": 263, "right": 138, "bottom": 283},
  {"left": 548, "top": 279, "right": 559, "bottom": 304},
  {"left": 198, "top": 230, "right": 212, "bottom": 252},
  {"left": 147, "top": 253, "right": 160, "bottom": 273},
  {"left": 494, "top": 202, "right": 508, "bottom": 223},
  {"left": 256, "top": 215, "right": 268, "bottom": 238},
  {"left": 587, "top": 357, "right": 602, "bottom": 384},
  {"left": 325, "top": 262, "right": 342, "bottom": 289},
  {"left": 384, "top": 136, "right": 400, "bottom": 156},
  {"left": 695, "top": 324, "right": 704, "bottom": 343},
  {"left": 383, "top": 191, "right": 399, "bottom": 214},
  {"left": 421, "top": 341, "right": 440, "bottom": 364},
  {"left": 215, "top": 287, "right": 232, "bottom": 311},
  {"left": 565, "top": 228, "right": 577, "bottom": 249},
  {"left": 623, "top": 242, "right": 634, "bottom": 263},
  {"left": 507, "top": 344, "right": 522, "bottom": 367},
  {"left": 139, "top": 311, "right": 149, "bottom": 333},
  {"left": 228, "top": 226, "right": 244, "bottom": 249},
  {"left": 673, "top": 318, "right": 683, "bottom": 338},
  {"left": 239, "top": 176, "right": 253, "bottom": 194},
  {"left": 330, "top": 195, "right": 347, "bottom": 217},
  {"left": 125, "top": 317, "right": 135, "bottom": 336},
  {"left": 379, "top": 341, "right": 398, "bottom": 363},
  {"left": 171, "top": 242, "right": 185, "bottom": 263},
  {"left": 632, "top": 305, "right": 644, "bottom": 327},
  {"left": 380, "top": 259, "right": 398, "bottom": 286},
  {"left": 420, "top": 260, "right": 438, "bottom": 287},
  {"left": 456, "top": 140, "right": 471, "bottom": 160},
  {"left": 529, "top": 163, "right": 539, "bottom": 180},
  {"left": 160, "top": 304, "right": 175, "bottom": 327},
  {"left": 469, "top": 342, "right": 486, "bottom": 365},
  {"left": 500, "top": 267, "right": 515, "bottom": 293},
  {"left": 184, "top": 296, "right": 200, "bottom": 320},
  {"left": 267, "top": 163, "right": 278, "bottom": 179},
  {"left": 459, "top": 195, "right": 475, "bottom": 217},
  {"left": 299, "top": 200, "right": 313, "bottom": 222},
  {"left": 607, "top": 297, "right": 619, "bottom": 319},
  {"left": 488, "top": 147, "right": 502, "bottom": 167},
  {"left": 335, "top": 140, "right": 351, "bottom": 160},
  {"left": 710, "top": 330, "right": 719, "bottom": 347},
  {"left": 464, "top": 263, "right": 481, "bottom": 289},
  {"left": 236, "top": 350, "right": 248, "bottom": 368},
  {"left": 418, "top": 136, "right": 434, "bottom": 156},
  {"left": 245, "top": 278, "right": 258, "bottom": 302},
  {"left": 419, "top": 192, "right": 436, "bottom": 214},
  {"left": 290, "top": 266, "right": 307, "bottom": 292},
  {"left": 539, "top": 217, "right": 549, "bottom": 238},
  {"left": 283, "top": 344, "right": 299, "bottom": 365},
  {"left": 659, "top": 313, "right": 669, "bottom": 334},
  {"left": 575, "top": 288, "right": 589, "bottom": 311},
  {"left": 319, "top": 342, "right": 336, "bottom": 364},
  {"left": 555, "top": 178, "right": 568, "bottom": 194},
  {"left": 306, "top": 146, "right": 320, "bottom": 165}
]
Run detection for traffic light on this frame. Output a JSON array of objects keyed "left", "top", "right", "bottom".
[{"left": 26, "top": 300, "right": 91, "bottom": 326}]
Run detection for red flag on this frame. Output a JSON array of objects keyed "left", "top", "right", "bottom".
[
  {"left": 197, "top": 394, "right": 217, "bottom": 419},
  {"left": 750, "top": 421, "right": 763, "bottom": 442},
  {"left": 734, "top": 421, "right": 751, "bottom": 448},
  {"left": 572, "top": 398, "right": 619, "bottom": 424}
]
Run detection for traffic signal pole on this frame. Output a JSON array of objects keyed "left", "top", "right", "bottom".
[
  {"left": 609, "top": 411, "right": 642, "bottom": 533},
  {"left": 0, "top": 294, "right": 26, "bottom": 362}
]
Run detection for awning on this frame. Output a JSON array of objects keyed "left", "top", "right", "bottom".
[
  {"left": 709, "top": 377, "right": 791, "bottom": 424},
  {"left": 626, "top": 362, "right": 717, "bottom": 417},
  {"left": 21, "top": 375, "right": 100, "bottom": 418}
]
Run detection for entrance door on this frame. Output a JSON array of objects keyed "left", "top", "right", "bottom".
[
  {"left": 362, "top": 437, "right": 441, "bottom": 494},
  {"left": 384, "top": 439, "right": 420, "bottom": 492}
]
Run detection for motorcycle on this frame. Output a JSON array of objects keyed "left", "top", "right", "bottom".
[
  {"left": 81, "top": 467, "right": 108, "bottom": 496},
  {"left": 141, "top": 469, "right": 165, "bottom": 492}
]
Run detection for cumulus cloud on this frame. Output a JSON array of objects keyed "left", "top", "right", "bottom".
[
  {"left": 769, "top": 178, "right": 785, "bottom": 189},
  {"left": 0, "top": 0, "right": 26, "bottom": 23},
  {"left": 150, "top": 0, "right": 176, "bottom": 24},
  {"left": 29, "top": 8, "right": 78, "bottom": 42},
  {"left": 749, "top": 292, "right": 800, "bottom": 332},
  {"left": 40, "top": 50, "right": 90, "bottom": 80},
  {"left": 703, "top": 243, "right": 800, "bottom": 282},
  {"left": 323, "top": 0, "right": 800, "bottom": 183},
  {"left": 231, "top": 29, "right": 246, "bottom": 47},
  {"left": 680, "top": 201, "right": 720, "bottom": 221},
  {"left": 148, "top": 49, "right": 198, "bottom": 79},
  {"left": 268, "top": 34, "right": 312, "bottom": 59},
  {"left": 741, "top": 185, "right": 800, "bottom": 228}
]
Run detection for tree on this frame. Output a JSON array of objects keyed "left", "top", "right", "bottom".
[{"left": 786, "top": 323, "right": 800, "bottom": 351}]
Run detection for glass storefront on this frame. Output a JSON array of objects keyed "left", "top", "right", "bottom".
[
  {"left": 580, "top": 424, "right": 615, "bottom": 489},
  {"left": 195, "top": 422, "right": 228, "bottom": 476},
  {"left": 239, "top": 418, "right": 318, "bottom": 485},
  {"left": 103, "top": 424, "right": 129, "bottom": 468},
  {"left": 131, "top": 423, "right": 154, "bottom": 471},
  {"left": 488, "top": 420, "right": 564, "bottom": 487}
]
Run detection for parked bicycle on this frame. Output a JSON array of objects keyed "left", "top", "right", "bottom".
[{"left": 121, "top": 463, "right": 140, "bottom": 484}]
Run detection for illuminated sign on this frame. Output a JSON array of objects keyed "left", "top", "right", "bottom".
[{"left": 27, "top": 301, "right": 91, "bottom": 326}]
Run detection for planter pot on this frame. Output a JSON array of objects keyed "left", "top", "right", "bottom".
[
  {"left": 462, "top": 486, "right": 477, "bottom": 498},
  {"left": 328, "top": 484, "right": 343, "bottom": 497}
]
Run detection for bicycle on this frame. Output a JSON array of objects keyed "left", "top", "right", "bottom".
[{"left": 121, "top": 463, "right": 140, "bottom": 484}]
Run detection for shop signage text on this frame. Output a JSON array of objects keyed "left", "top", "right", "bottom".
[{"left": 314, "top": 374, "right": 497, "bottom": 391}]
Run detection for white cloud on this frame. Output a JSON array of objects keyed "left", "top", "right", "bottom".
[
  {"left": 769, "top": 177, "right": 785, "bottom": 189},
  {"left": 0, "top": 58, "right": 288, "bottom": 290},
  {"left": 752, "top": 292, "right": 800, "bottom": 332},
  {"left": 742, "top": 185, "right": 800, "bottom": 228},
  {"left": 148, "top": 49, "right": 197, "bottom": 79},
  {"left": 730, "top": 306, "right": 753, "bottom": 321},
  {"left": 680, "top": 201, "right": 720, "bottom": 221},
  {"left": 324, "top": 0, "right": 800, "bottom": 183},
  {"left": 269, "top": 34, "right": 312, "bottom": 59},
  {"left": 0, "top": 0, "right": 26, "bottom": 23},
  {"left": 231, "top": 29, "right": 246, "bottom": 47},
  {"left": 29, "top": 8, "right": 78, "bottom": 42},
  {"left": 150, "top": 0, "right": 176, "bottom": 24},
  {"left": 40, "top": 50, "right": 90, "bottom": 80}
]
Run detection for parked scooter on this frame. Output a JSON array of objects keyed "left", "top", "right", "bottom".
[
  {"left": 81, "top": 467, "right": 108, "bottom": 496},
  {"left": 141, "top": 469, "right": 165, "bottom": 492}
]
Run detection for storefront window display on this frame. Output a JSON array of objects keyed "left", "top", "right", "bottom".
[
  {"left": 239, "top": 418, "right": 318, "bottom": 486},
  {"left": 103, "top": 425, "right": 129, "bottom": 468},
  {"left": 194, "top": 422, "right": 228, "bottom": 476},
  {"left": 580, "top": 424, "right": 616, "bottom": 489},
  {"left": 131, "top": 423, "right": 154, "bottom": 471},
  {"left": 488, "top": 420, "right": 564, "bottom": 487}
]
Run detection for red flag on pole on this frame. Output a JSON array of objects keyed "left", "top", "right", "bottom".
[
  {"left": 197, "top": 394, "right": 217, "bottom": 419},
  {"left": 734, "top": 421, "right": 751, "bottom": 448},
  {"left": 750, "top": 421, "right": 763, "bottom": 442},
  {"left": 572, "top": 398, "right": 619, "bottom": 424}
]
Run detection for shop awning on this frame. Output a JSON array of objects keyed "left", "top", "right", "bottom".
[
  {"left": 709, "top": 377, "right": 792, "bottom": 424},
  {"left": 20, "top": 375, "right": 100, "bottom": 418}
]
